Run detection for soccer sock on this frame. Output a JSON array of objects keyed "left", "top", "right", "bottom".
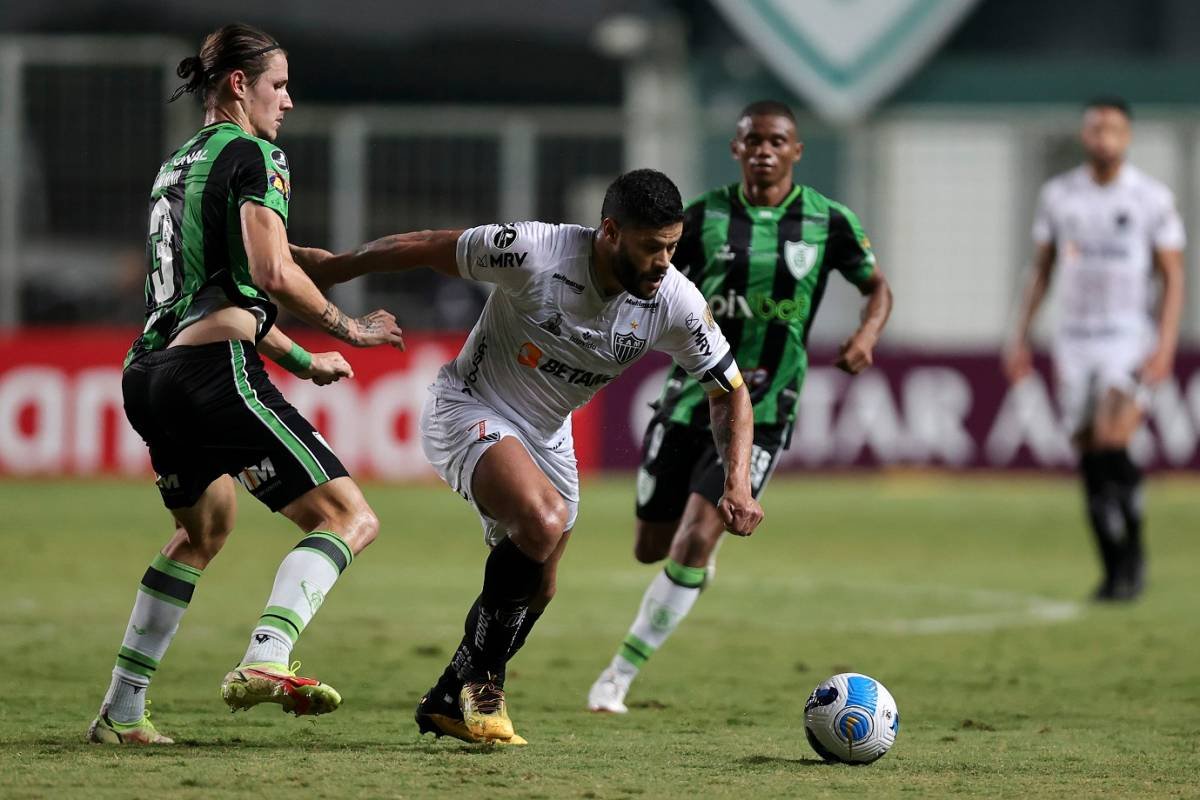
[
  {"left": 436, "top": 604, "right": 544, "bottom": 695},
  {"left": 451, "top": 537, "right": 544, "bottom": 682},
  {"left": 102, "top": 553, "right": 201, "bottom": 724},
  {"left": 241, "top": 531, "right": 352, "bottom": 666},
  {"left": 611, "top": 559, "right": 706, "bottom": 679},
  {"left": 1080, "top": 452, "right": 1123, "bottom": 585},
  {"left": 1103, "top": 448, "right": 1145, "bottom": 572}
]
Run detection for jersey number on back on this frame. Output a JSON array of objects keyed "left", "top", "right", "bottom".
[{"left": 147, "top": 196, "right": 181, "bottom": 307}]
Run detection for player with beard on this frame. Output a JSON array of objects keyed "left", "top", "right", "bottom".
[
  {"left": 587, "top": 100, "right": 892, "bottom": 713},
  {"left": 309, "top": 169, "right": 763, "bottom": 743},
  {"left": 1005, "top": 97, "right": 1185, "bottom": 601}
]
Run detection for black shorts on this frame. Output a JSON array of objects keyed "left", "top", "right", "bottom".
[
  {"left": 122, "top": 340, "right": 349, "bottom": 511},
  {"left": 635, "top": 413, "right": 790, "bottom": 522}
]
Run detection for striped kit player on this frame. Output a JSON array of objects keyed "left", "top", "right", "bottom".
[{"left": 589, "top": 100, "right": 893, "bottom": 714}]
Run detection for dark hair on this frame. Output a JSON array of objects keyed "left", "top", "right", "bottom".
[
  {"left": 170, "top": 23, "right": 284, "bottom": 107},
  {"left": 1084, "top": 95, "right": 1132, "bottom": 120},
  {"left": 739, "top": 99, "right": 796, "bottom": 123},
  {"left": 601, "top": 169, "right": 684, "bottom": 229}
]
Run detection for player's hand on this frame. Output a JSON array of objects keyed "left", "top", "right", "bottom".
[
  {"left": 298, "top": 351, "right": 354, "bottom": 386},
  {"left": 1002, "top": 340, "right": 1033, "bottom": 384},
  {"left": 1140, "top": 346, "right": 1175, "bottom": 386},
  {"left": 349, "top": 309, "right": 406, "bottom": 350},
  {"left": 717, "top": 484, "right": 764, "bottom": 537},
  {"left": 835, "top": 332, "right": 875, "bottom": 374}
]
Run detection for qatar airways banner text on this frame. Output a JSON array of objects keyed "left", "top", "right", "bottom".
[{"left": 2, "top": 329, "right": 1199, "bottom": 477}]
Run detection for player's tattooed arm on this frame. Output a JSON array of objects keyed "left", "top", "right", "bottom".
[
  {"left": 241, "top": 202, "right": 406, "bottom": 350},
  {"left": 317, "top": 302, "right": 402, "bottom": 348},
  {"left": 308, "top": 229, "right": 466, "bottom": 289},
  {"left": 708, "top": 384, "right": 763, "bottom": 537},
  {"left": 837, "top": 268, "right": 893, "bottom": 375}
]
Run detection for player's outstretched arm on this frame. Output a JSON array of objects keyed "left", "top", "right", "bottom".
[
  {"left": 241, "top": 202, "right": 406, "bottom": 349},
  {"left": 257, "top": 325, "right": 354, "bottom": 386},
  {"left": 708, "top": 384, "right": 763, "bottom": 537},
  {"left": 1141, "top": 247, "right": 1185, "bottom": 385},
  {"left": 1003, "top": 242, "right": 1056, "bottom": 383},
  {"left": 305, "top": 229, "right": 466, "bottom": 290},
  {"left": 836, "top": 268, "right": 893, "bottom": 375}
]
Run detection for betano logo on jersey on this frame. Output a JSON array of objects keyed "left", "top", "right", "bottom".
[
  {"left": 708, "top": 289, "right": 809, "bottom": 322},
  {"left": 516, "top": 342, "right": 614, "bottom": 387}
]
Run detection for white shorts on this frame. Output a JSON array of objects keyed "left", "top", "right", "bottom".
[
  {"left": 420, "top": 378, "right": 579, "bottom": 547},
  {"left": 1053, "top": 333, "right": 1152, "bottom": 435}
]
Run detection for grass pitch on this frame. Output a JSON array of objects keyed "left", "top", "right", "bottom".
[{"left": 1, "top": 474, "right": 1197, "bottom": 799}]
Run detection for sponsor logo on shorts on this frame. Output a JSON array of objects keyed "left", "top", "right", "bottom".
[
  {"left": 553, "top": 272, "right": 585, "bottom": 294},
  {"left": 155, "top": 473, "right": 180, "bottom": 490},
  {"left": 236, "top": 457, "right": 277, "bottom": 491},
  {"left": 474, "top": 420, "right": 501, "bottom": 443},
  {"left": 492, "top": 224, "right": 518, "bottom": 249}
]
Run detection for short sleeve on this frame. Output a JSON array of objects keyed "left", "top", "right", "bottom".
[
  {"left": 232, "top": 138, "right": 290, "bottom": 224},
  {"left": 456, "top": 221, "right": 563, "bottom": 292},
  {"left": 826, "top": 202, "right": 877, "bottom": 287},
  {"left": 1031, "top": 184, "right": 1055, "bottom": 245},
  {"left": 655, "top": 271, "right": 744, "bottom": 396},
  {"left": 1151, "top": 188, "right": 1186, "bottom": 250}
]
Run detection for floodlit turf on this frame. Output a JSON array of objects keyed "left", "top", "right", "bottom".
[{"left": 1, "top": 474, "right": 1197, "bottom": 799}]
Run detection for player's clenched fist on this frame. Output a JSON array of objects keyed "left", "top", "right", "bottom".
[
  {"left": 299, "top": 352, "right": 354, "bottom": 386},
  {"left": 718, "top": 486, "right": 764, "bottom": 537}
]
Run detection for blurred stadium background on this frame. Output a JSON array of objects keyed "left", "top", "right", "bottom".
[{"left": 4, "top": 0, "right": 1200, "bottom": 479}]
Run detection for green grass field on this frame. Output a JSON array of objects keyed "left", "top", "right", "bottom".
[{"left": 1, "top": 474, "right": 1197, "bottom": 799}]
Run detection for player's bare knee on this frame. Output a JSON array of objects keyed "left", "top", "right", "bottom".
[
  {"left": 514, "top": 496, "right": 568, "bottom": 562},
  {"left": 671, "top": 521, "right": 717, "bottom": 566},
  {"left": 343, "top": 505, "right": 380, "bottom": 555}
]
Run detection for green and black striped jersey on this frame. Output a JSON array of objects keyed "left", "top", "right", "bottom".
[
  {"left": 658, "top": 182, "right": 877, "bottom": 429},
  {"left": 125, "top": 121, "right": 291, "bottom": 367}
]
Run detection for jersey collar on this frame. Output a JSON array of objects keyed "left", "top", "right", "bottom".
[{"left": 736, "top": 183, "right": 803, "bottom": 222}]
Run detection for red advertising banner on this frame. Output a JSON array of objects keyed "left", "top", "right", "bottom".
[{"left": 2, "top": 328, "right": 1199, "bottom": 477}]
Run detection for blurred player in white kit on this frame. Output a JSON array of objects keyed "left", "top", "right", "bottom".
[{"left": 1005, "top": 97, "right": 1185, "bottom": 601}]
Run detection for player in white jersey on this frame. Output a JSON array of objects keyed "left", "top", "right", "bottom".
[
  {"left": 311, "top": 169, "right": 763, "bottom": 742},
  {"left": 1005, "top": 97, "right": 1185, "bottom": 601}
]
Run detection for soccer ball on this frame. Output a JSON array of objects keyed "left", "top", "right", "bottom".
[{"left": 803, "top": 673, "right": 899, "bottom": 764}]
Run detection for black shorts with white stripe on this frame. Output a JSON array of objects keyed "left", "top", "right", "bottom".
[
  {"left": 634, "top": 412, "right": 790, "bottom": 523},
  {"left": 122, "top": 339, "right": 349, "bottom": 511}
]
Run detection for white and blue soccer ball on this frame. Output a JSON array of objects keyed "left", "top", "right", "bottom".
[{"left": 804, "top": 673, "right": 899, "bottom": 764}]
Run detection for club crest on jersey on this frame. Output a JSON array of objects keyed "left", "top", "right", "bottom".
[
  {"left": 270, "top": 149, "right": 289, "bottom": 173},
  {"left": 492, "top": 224, "right": 518, "bottom": 250},
  {"left": 612, "top": 328, "right": 647, "bottom": 364},
  {"left": 783, "top": 240, "right": 818, "bottom": 281}
]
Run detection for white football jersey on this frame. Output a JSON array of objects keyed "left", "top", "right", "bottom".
[
  {"left": 445, "top": 221, "right": 742, "bottom": 439},
  {"left": 1033, "top": 163, "right": 1185, "bottom": 338}
]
